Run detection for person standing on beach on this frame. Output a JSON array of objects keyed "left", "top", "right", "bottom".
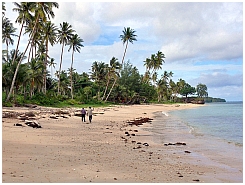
[
  {"left": 81, "top": 108, "right": 86, "bottom": 122},
  {"left": 87, "top": 107, "right": 94, "bottom": 123}
]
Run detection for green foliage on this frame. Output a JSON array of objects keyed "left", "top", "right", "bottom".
[
  {"left": 204, "top": 97, "right": 226, "bottom": 102},
  {"left": 30, "top": 92, "right": 59, "bottom": 106},
  {"left": 196, "top": 83, "right": 208, "bottom": 97},
  {"left": 179, "top": 83, "right": 196, "bottom": 98}
]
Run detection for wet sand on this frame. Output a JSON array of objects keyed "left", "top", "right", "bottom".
[{"left": 2, "top": 103, "right": 242, "bottom": 183}]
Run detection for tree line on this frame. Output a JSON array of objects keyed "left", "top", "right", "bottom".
[{"left": 2, "top": 2, "right": 208, "bottom": 107}]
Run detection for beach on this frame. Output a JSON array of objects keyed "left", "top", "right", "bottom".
[{"left": 2, "top": 103, "right": 242, "bottom": 183}]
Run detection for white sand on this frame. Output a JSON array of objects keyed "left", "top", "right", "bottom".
[{"left": 2, "top": 103, "right": 242, "bottom": 183}]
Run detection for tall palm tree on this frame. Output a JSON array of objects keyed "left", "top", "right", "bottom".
[
  {"left": 12, "top": 2, "right": 34, "bottom": 64},
  {"left": 2, "top": 2, "right": 6, "bottom": 16},
  {"left": 57, "top": 22, "right": 75, "bottom": 94},
  {"left": 41, "top": 21, "right": 58, "bottom": 94},
  {"left": 68, "top": 33, "right": 84, "bottom": 99},
  {"left": 6, "top": 2, "right": 59, "bottom": 101},
  {"left": 119, "top": 27, "right": 137, "bottom": 65},
  {"left": 2, "top": 17, "right": 17, "bottom": 62},
  {"left": 104, "top": 27, "right": 137, "bottom": 102}
]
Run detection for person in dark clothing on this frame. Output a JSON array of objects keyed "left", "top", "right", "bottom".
[{"left": 81, "top": 108, "right": 86, "bottom": 122}]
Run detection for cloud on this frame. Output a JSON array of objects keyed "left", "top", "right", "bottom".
[
  {"left": 3, "top": 2, "right": 243, "bottom": 101},
  {"left": 191, "top": 72, "right": 243, "bottom": 88}
]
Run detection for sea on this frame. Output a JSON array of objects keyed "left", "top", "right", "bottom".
[{"left": 146, "top": 101, "right": 243, "bottom": 182}]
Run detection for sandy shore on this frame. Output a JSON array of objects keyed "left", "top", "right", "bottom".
[{"left": 1, "top": 103, "right": 242, "bottom": 183}]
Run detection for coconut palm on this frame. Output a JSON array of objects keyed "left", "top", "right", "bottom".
[
  {"left": 104, "top": 27, "right": 137, "bottom": 102},
  {"left": 68, "top": 33, "right": 84, "bottom": 99},
  {"left": 119, "top": 27, "right": 137, "bottom": 65},
  {"left": 48, "top": 58, "right": 56, "bottom": 78},
  {"left": 6, "top": 2, "right": 59, "bottom": 101},
  {"left": 12, "top": 2, "right": 34, "bottom": 63},
  {"left": 26, "top": 58, "right": 45, "bottom": 97},
  {"left": 2, "top": 17, "right": 17, "bottom": 63},
  {"left": 91, "top": 61, "right": 107, "bottom": 100},
  {"left": 41, "top": 21, "right": 58, "bottom": 94},
  {"left": 2, "top": 2, "right": 6, "bottom": 16},
  {"left": 102, "top": 57, "right": 121, "bottom": 101},
  {"left": 57, "top": 22, "right": 75, "bottom": 94}
]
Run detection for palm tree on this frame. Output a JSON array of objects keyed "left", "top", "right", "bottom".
[
  {"left": 68, "top": 33, "right": 84, "bottom": 99},
  {"left": 48, "top": 58, "right": 56, "bottom": 78},
  {"left": 12, "top": 2, "right": 34, "bottom": 63},
  {"left": 41, "top": 21, "right": 58, "bottom": 94},
  {"left": 6, "top": 2, "right": 59, "bottom": 101},
  {"left": 102, "top": 57, "right": 121, "bottom": 101},
  {"left": 2, "top": 2, "right": 6, "bottom": 16},
  {"left": 57, "top": 22, "right": 75, "bottom": 94},
  {"left": 119, "top": 27, "right": 137, "bottom": 65},
  {"left": 104, "top": 27, "right": 137, "bottom": 102},
  {"left": 2, "top": 17, "right": 17, "bottom": 63},
  {"left": 26, "top": 58, "right": 45, "bottom": 97},
  {"left": 91, "top": 61, "right": 107, "bottom": 100}
]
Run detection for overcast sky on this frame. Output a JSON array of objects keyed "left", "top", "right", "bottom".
[{"left": 3, "top": 2, "right": 243, "bottom": 101}]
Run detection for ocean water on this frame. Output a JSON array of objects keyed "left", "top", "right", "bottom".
[
  {"left": 168, "top": 102, "right": 243, "bottom": 146},
  {"left": 146, "top": 102, "right": 243, "bottom": 182}
]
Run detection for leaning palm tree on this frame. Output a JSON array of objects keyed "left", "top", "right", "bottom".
[
  {"left": 119, "top": 27, "right": 137, "bottom": 65},
  {"left": 102, "top": 57, "right": 121, "bottom": 101},
  {"left": 104, "top": 27, "right": 137, "bottom": 102},
  {"left": 57, "top": 22, "right": 75, "bottom": 94},
  {"left": 68, "top": 33, "right": 84, "bottom": 99},
  {"left": 6, "top": 2, "right": 59, "bottom": 101}
]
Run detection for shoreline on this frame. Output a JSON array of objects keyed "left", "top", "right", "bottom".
[
  {"left": 2, "top": 103, "right": 242, "bottom": 183},
  {"left": 147, "top": 110, "right": 243, "bottom": 183}
]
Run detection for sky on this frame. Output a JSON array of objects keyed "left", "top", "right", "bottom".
[{"left": 2, "top": 1, "right": 243, "bottom": 101}]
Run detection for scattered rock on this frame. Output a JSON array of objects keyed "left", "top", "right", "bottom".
[
  {"left": 176, "top": 142, "right": 186, "bottom": 145},
  {"left": 143, "top": 143, "right": 149, "bottom": 146},
  {"left": 193, "top": 179, "right": 200, "bottom": 182},
  {"left": 184, "top": 150, "right": 191, "bottom": 153},
  {"left": 14, "top": 123, "right": 23, "bottom": 127}
]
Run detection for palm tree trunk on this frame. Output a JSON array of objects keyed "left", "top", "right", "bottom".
[
  {"left": 44, "top": 39, "right": 49, "bottom": 94},
  {"left": 58, "top": 42, "right": 65, "bottom": 94},
  {"left": 6, "top": 40, "right": 31, "bottom": 101},
  {"left": 12, "top": 22, "right": 24, "bottom": 65},
  {"left": 70, "top": 49, "right": 74, "bottom": 99},
  {"left": 121, "top": 40, "right": 128, "bottom": 65},
  {"left": 6, "top": 42, "right": 8, "bottom": 63},
  {"left": 6, "top": 14, "right": 40, "bottom": 102},
  {"left": 101, "top": 73, "right": 110, "bottom": 101},
  {"left": 104, "top": 76, "right": 117, "bottom": 102}
]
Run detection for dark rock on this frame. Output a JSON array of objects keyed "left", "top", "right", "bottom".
[
  {"left": 193, "top": 179, "right": 200, "bottom": 182},
  {"left": 176, "top": 142, "right": 187, "bottom": 145},
  {"left": 14, "top": 123, "right": 23, "bottom": 127}
]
